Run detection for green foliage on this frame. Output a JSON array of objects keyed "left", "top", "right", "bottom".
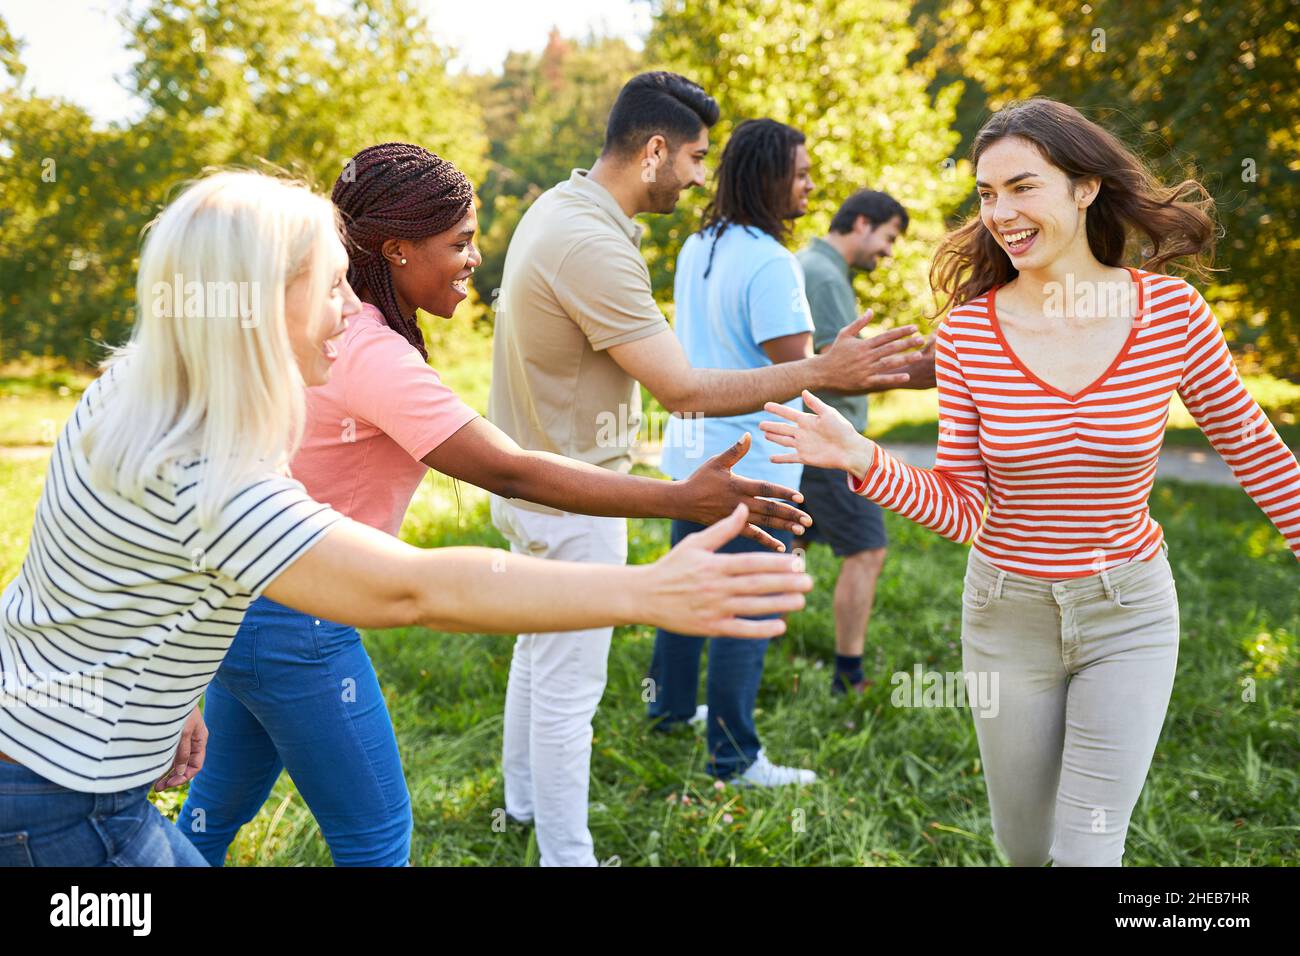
[
  {"left": 473, "top": 32, "right": 645, "bottom": 303},
  {"left": 0, "top": 0, "right": 489, "bottom": 363},
  {"left": 910, "top": 0, "right": 1300, "bottom": 379},
  {"left": 641, "top": 0, "right": 972, "bottom": 330}
]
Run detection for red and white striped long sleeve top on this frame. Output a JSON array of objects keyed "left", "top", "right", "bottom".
[{"left": 851, "top": 267, "right": 1300, "bottom": 578}]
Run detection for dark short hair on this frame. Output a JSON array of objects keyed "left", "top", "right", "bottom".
[
  {"left": 830, "top": 189, "right": 909, "bottom": 234},
  {"left": 602, "top": 71, "right": 720, "bottom": 158}
]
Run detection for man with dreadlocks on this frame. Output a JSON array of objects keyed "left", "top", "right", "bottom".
[
  {"left": 177, "top": 142, "right": 815, "bottom": 868},
  {"left": 489, "top": 76, "right": 924, "bottom": 864},
  {"left": 651, "top": 119, "right": 827, "bottom": 786}
]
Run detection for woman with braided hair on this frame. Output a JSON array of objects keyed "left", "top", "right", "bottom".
[{"left": 177, "top": 143, "right": 813, "bottom": 866}]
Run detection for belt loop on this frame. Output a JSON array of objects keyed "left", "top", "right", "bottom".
[
  {"left": 993, "top": 569, "right": 1006, "bottom": 600},
  {"left": 1099, "top": 567, "right": 1116, "bottom": 602}
]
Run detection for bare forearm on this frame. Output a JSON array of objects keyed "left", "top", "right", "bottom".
[
  {"left": 497, "top": 450, "right": 682, "bottom": 520},
  {"left": 671, "top": 357, "right": 830, "bottom": 416},
  {"left": 415, "top": 547, "right": 645, "bottom": 633}
]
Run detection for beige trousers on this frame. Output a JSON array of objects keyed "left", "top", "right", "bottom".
[{"left": 960, "top": 541, "right": 1180, "bottom": 866}]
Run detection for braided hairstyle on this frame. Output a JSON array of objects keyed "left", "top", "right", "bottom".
[
  {"left": 701, "top": 119, "right": 805, "bottom": 279},
  {"left": 331, "top": 143, "right": 474, "bottom": 359}
]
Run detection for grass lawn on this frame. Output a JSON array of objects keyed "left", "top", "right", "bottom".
[{"left": 2, "top": 350, "right": 1296, "bottom": 866}]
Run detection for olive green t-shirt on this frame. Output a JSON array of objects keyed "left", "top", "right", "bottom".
[
  {"left": 488, "top": 169, "right": 669, "bottom": 514},
  {"left": 796, "top": 236, "right": 869, "bottom": 433}
]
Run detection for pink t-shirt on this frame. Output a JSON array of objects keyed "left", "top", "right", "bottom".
[{"left": 291, "top": 303, "right": 479, "bottom": 536}]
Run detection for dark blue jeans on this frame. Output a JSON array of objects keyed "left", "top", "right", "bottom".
[
  {"left": 647, "top": 519, "right": 795, "bottom": 779},
  {"left": 0, "top": 760, "right": 208, "bottom": 866},
  {"left": 177, "top": 596, "right": 412, "bottom": 866}
]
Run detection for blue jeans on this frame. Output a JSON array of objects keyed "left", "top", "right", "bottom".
[
  {"left": 647, "top": 519, "right": 795, "bottom": 779},
  {"left": 0, "top": 760, "right": 208, "bottom": 866},
  {"left": 177, "top": 596, "right": 412, "bottom": 866}
]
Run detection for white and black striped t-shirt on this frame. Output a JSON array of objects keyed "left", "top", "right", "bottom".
[{"left": 0, "top": 369, "right": 344, "bottom": 792}]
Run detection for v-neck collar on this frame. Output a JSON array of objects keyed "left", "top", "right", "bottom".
[{"left": 987, "top": 266, "right": 1146, "bottom": 403}]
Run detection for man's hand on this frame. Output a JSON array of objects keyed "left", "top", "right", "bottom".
[
  {"left": 817, "top": 310, "right": 924, "bottom": 393},
  {"left": 899, "top": 334, "right": 937, "bottom": 391},
  {"left": 154, "top": 705, "right": 207, "bottom": 792},
  {"left": 676, "top": 433, "right": 813, "bottom": 551}
]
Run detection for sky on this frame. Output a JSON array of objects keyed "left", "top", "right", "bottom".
[{"left": 0, "top": 0, "right": 652, "bottom": 126}]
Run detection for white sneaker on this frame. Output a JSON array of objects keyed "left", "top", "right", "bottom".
[
  {"left": 688, "top": 705, "right": 708, "bottom": 729},
  {"left": 730, "top": 749, "right": 817, "bottom": 788}
]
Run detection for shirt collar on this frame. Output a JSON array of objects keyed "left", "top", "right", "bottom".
[
  {"left": 808, "top": 235, "right": 850, "bottom": 278},
  {"left": 565, "top": 168, "right": 644, "bottom": 246}
]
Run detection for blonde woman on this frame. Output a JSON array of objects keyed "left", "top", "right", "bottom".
[
  {"left": 0, "top": 170, "right": 811, "bottom": 867},
  {"left": 760, "top": 98, "right": 1300, "bottom": 866}
]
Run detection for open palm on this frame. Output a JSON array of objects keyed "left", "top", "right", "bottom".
[{"left": 759, "top": 390, "right": 877, "bottom": 477}]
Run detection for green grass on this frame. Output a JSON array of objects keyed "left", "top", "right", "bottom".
[
  {"left": 2, "top": 366, "right": 1297, "bottom": 866},
  {"left": 151, "top": 471, "right": 1300, "bottom": 867}
]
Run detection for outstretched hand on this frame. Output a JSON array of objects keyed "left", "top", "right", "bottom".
[
  {"left": 759, "top": 390, "right": 878, "bottom": 478},
  {"left": 820, "top": 309, "right": 924, "bottom": 393},
  {"left": 647, "top": 503, "right": 814, "bottom": 638},
  {"left": 678, "top": 433, "right": 813, "bottom": 551}
]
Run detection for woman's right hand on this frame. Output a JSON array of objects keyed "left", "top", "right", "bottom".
[
  {"left": 642, "top": 503, "right": 813, "bottom": 638},
  {"left": 759, "top": 389, "right": 878, "bottom": 478}
]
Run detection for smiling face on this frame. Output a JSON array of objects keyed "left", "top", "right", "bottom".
[
  {"left": 285, "top": 231, "right": 361, "bottom": 387},
  {"left": 849, "top": 214, "right": 902, "bottom": 271},
  {"left": 382, "top": 204, "right": 482, "bottom": 319},
  {"left": 975, "top": 135, "right": 1099, "bottom": 273},
  {"left": 786, "top": 143, "right": 814, "bottom": 218},
  {"left": 644, "top": 128, "right": 710, "bottom": 214}
]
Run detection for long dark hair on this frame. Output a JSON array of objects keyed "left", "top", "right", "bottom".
[
  {"left": 930, "top": 97, "right": 1217, "bottom": 316},
  {"left": 331, "top": 143, "right": 474, "bottom": 359},
  {"left": 701, "top": 118, "right": 805, "bottom": 278}
]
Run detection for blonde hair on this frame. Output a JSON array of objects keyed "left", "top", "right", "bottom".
[{"left": 82, "top": 170, "right": 341, "bottom": 529}]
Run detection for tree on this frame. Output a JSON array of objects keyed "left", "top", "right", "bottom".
[
  {"left": 0, "top": 0, "right": 491, "bottom": 364},
  {"left": 641, "top": 0, "right": 972, "bottom": 330},
  {"left": 473, "top": 31, "right": 644, "bottom": 304},
  {"left": 911, "top": 0, "right": 1300, "bottom": 379}
]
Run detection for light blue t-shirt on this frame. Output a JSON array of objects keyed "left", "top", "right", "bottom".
[{"left": 661, "top": 223, "right": 814, "bottom": 488}]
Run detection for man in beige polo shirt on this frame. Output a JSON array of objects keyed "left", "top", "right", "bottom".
[{"left": 488, "top": 71, "right": 922, "bottom": 867}]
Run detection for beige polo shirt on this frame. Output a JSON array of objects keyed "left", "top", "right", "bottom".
[{"left": 488, "top": 168, "right": 669, "bottom": 514}]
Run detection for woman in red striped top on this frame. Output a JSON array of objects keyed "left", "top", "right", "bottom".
[{"left": 762, "top": 98, "right": 1300, "bottom": 866}]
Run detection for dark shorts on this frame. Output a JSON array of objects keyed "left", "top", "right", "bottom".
[{"left": 798, "top": 464, "right": 888, "bottom": 557}]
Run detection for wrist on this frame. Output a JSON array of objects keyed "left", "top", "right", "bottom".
[
  {"left": 846, "top": 436, "right": 877, "bottom": 481},
  {"left": 620, "top": 562, "right": 658, "bottom": 628},
  {"left": 664, "top": 476, "right": 695, "bottom": 522},
  {"left": 804, "top": 352, "right": 833, "bottom": 392}
]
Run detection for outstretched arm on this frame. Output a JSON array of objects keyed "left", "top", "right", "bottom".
[
  {"left": 759, "top": 323, "right": 987, "bottom": 544},
  {"left": 261, "top": 503, "right": 813, "bottom": 638},
  {"left": 607, "top": 316, "right": 923, "bottom": 417},
  {"left": 423, "top": 418, "right": 811, "bottom": 550},
  {"left": 1178, "top": 285, "right": 1300, "bottom": 558}
]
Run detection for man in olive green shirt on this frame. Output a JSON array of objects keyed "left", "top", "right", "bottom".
[{"left": 796, "top": 190, "right": 936, "bottom": 695}]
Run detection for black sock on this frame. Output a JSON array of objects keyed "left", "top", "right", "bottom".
[{"left": 834, "top": 654, "right": 864, "bottom": 685}]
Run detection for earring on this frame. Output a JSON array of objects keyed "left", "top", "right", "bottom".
[{"left": 399, "top": 257, "right": 407, "bottom": 265}]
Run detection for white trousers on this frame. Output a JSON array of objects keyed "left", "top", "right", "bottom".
[{"left": 489, "top": 496, "right": 628, "bottom": 867}]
